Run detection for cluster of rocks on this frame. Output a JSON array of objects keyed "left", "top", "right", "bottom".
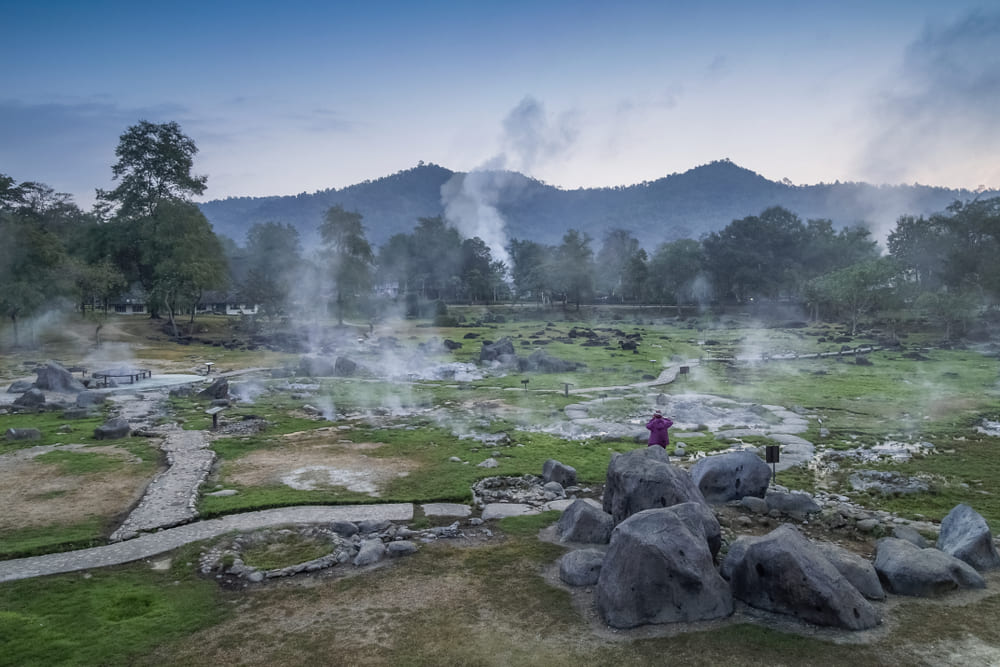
[
  {"left": 472, "top": 460, "right": 589, "bottom": 516},
  {"left": 553, "top": 447, "right": 1000, "bottom": 631},
  {"left": 201, "top": 518, "right": 478, "bottom": 584},
  {"left": 479, "top": 338, "right": 586, "bottom": 373}
]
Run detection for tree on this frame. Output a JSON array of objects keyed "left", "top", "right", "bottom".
[
  {"left": 702, "top": 207, "right": 808, "bottom": 303},
  {"left": 595, "top": 228, "right": 641, "bottom": 302},
  {"left": 806, "top": 258, "right": 901, "bottom": 334},
  {"left": 240, "top": 222, "right": 302, "bottom": 319},
  {"left": 320, "top": 205, "right": 374, "bottom": 325},
  {"left": 887, "top": 215, "right": 946, "bottom": 290},
  {"left": 97, "top": 120, "right": 207, "bottom": 220},
  {"left": 647, "top": 239, "right": 707, "bottom": 306},
  {"left": 553, "top": 229, "right": 594, "bottom": 310},
  {"left": 508, "top": 238, "right": 553, "bottom": 304},
  {"left": 146, "top": 201, "right": 228, "bottom": 336}
]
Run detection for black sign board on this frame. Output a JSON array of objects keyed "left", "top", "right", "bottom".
[{"left": 765, "top": 445, "right": 780, "bottom": 463}]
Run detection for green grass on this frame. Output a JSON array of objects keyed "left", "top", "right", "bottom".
[
  {"left": 34, "top": 450, "right": 122, "bottom": 474},
  {"left": 241, "top": 534, "right": 334, "bottom": 570},
  {"left": 0, "top": 411, "right": 108, "bottom": 454},
  {"left": 0, "top": 558, "right": 226, "bottom": 667},
  {"left": 0, "top": 518, "right": 107, "bottom": 559}
]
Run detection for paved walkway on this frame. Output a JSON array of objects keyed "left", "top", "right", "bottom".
[
  {"left": 0, "top": 504, "right": 413, "bottom": 583},
  {"left": 110, "top": 428, "right": 215, "bottom": 541}
]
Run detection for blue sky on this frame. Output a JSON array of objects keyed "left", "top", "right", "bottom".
[{"left": 2, "top": 1, "right": 997, "bottom": 207}]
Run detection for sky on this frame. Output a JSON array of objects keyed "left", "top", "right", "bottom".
[{"left": 2, "top": 1, "right": 998, "bottom": 208}]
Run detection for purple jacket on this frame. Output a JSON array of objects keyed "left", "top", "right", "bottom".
[{"left": 646, "top": 415, "right": 673, "bottom": 447}]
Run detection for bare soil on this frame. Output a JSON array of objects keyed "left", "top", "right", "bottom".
[
  {"left": 0, "top": 443, "right": 155, "bottom": 531},
  {"left": 223, "top": 429, "right": 418, "bottom": 496}
]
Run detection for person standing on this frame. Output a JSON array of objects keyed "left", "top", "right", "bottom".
[{"left": 646, "top": 410, "right": 673, "bottom": 448}]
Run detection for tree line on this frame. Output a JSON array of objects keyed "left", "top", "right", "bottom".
[{"left": 2, "top": 120, "right": 998, "bottom": 344}]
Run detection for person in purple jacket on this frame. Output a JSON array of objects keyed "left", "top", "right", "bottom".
[{"left": 646, "top": 409, "right": 674, "bottom": 448}]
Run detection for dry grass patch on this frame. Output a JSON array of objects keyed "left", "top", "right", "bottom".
[
  {"left": 0, "top": 444, "right": 155, "bottom": 532},
  {"left": 224, "top": 430, "right": 418, "bottom": 497}
]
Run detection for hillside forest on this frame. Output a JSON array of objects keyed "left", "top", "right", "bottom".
[{"left": 2, "top": 120, "right": 999, "bottom": 344}]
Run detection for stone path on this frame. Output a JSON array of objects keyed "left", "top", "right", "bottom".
[
  {"left": 110, "top": 427, "right": 215, "bottom": 541},
  {"left": 0, "top": 504, "right": 414, "bottom": 583}
]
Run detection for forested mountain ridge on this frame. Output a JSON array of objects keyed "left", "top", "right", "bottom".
[{"left": 198, "top": 160, "right": 980, "bottom": 249}]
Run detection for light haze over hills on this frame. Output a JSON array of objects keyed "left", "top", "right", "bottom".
[{"left": 198, "top": 160, "right": 982, "bottom": 252}]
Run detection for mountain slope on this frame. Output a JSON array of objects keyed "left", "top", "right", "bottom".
[{"left": 198, "top": 160, "right": 979, "bottom": 251}]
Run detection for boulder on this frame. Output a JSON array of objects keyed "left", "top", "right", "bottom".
[
  {"left": 6, "top": 379, "right": 33, "bottom": 394},
  {"left": 764, "top": 490, "right": 821, "bottom": 519},
  {"left": 330, "top": 520, "right": 359, "bottom": 537},
  {"left": 740, "top": 496, "right": 770, "bottom": 515},
  {"left": 690, "top": 451, "right": 771, "bottom": 503},
  {"left": 94, "top": 418, "right": 131, "bottom": 440},
  {"left": 517, "top": 349, "right": 586, "bottom": 373},
  {"left": 198, "top": 378, "right": 229, "bottom": 399},
  {"left": 34, "top": 361, "right": 85, "bottom": 393},
  {"left": 813, "top": 542, "right": 885, "bottom": 601},
  {"left": 542, "top": 481, "right": 565, "bottom": 497},
  {"left": 722, "top": 525, "right": 879, "bottom": 630},
  {"left": 61, "top": 408, "right": 93, "bottom": 420},
  {"left": 333, "top": 356, "right": 359, "bottom": 377},
  {"left": 936, "top": 504, "right": 1000, "bottom": 571},
  {"left": 542, "top": 459, "right": 577, "bottom": 486},
  {"left": 666, "top": 501, "right": 722, "bottom": 560},
  {"left": 479, "top": 337, "right": 516, "bottom": 363},
  {"left": 595, "top": 508, "right": 733, "bottom": 628},
  {"left": 874, "top": 537, "right": 985, "bottom": 596},
  {"left": 602, "top": 446, "right": 707, "bottom": 525},
  {"left": 849, "top": 470, "right": 929, "bottom": 495},
  {"left": 556, "top": 499, "right": 614, "bottom": 544},
  {"left": 892, "top": 525, "right": 929, "bottom": 549},
  {"left": 559, "top": 548, "right": 605, "bottom": 586},
  {"left": 353, "top": 538, "right": 386, "bottom": 566},
  {"left": 386, "top": 541, "right": 418, "bottom": 557},
  {"left": 298, "top": 355, "right": 336, "bottom": 376},
  {"left": 13, "top": 388, "right": 45, "bottom": 408},
  {"left": 75, "top": 391, "right": 107, "bottom": 408},
  {"left": 5, "top": 428, "right": 41, "bottom": 441}
]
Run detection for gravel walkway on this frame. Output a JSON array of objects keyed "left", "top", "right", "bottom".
[{"left": 0, "top": 504, "right": 414, "bottom": 582}]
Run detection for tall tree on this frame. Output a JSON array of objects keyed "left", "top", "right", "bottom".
[
  {"left": 320, "top": 205, "right": 374, "bottom": 325},
  {"left": 806, "top": 257, "right": 901, "bottom": 334},
  {"left": 647, "top": 239, "right": 707, "bottom": 306},
  {"left": 595, "top": 228, "right": 641, "bottom": 302},
  {"left": 240, "top": 222, "right": 302, "bottom": 319},
  {"left": 96, "top": 120, "right": 207, "bottom": 220},
  {"left": 508, "top": 238, "right": 553, "bottom": 304},
  {"left": 553, "top": 229, "right": 594, "bottom": 310}
]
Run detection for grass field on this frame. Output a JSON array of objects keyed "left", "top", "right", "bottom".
[{"left": 2, "top": 307, "right": 999, "bottom": 664}]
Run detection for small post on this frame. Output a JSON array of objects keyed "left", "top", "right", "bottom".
[
  {"left": 205, "top": 362, "right": 214, "bottom": 374},
  {"left": 563, "top": 382, "right": 572, "bottom": 397},
  {"left": 521, "top": 378, "right": 529, "bottom": 392}
]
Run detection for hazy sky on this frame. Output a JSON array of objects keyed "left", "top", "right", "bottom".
[{"left": 2, "top": 1, "right": 997, "bottom": 207}]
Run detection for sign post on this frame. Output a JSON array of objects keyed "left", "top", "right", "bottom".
[{"left": 765, "top": 445, "right": 780, "bottom": 483}]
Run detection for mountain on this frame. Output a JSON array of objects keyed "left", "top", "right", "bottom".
[{"left": 198, "top": 160, "right": 982, "bottom": 251}]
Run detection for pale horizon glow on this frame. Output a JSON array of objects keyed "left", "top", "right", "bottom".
[{"left": 1, "top": 1, "right": 997, "bottom": 208}]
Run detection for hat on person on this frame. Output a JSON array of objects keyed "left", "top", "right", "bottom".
[{"left": 653, "top": 410, "right": 663, "bottom": 417}]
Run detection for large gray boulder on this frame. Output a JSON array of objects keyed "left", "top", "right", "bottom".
[
  {"left": 814, "top": 542, "right": 885, "bottom": 601},
  {"left": 34, "top": 361, "right": 85, "bottom": 393},
  {"left": 479, "top": 337, "right": 516, "bottom": 363},
  {"left": 936, "top": 504, "right": 1000, "bottom": 571},
  {"left": 667, "top": 501, "right": 723, "bottom": 560},
  {"left": 13, "top": 388, "right": 45, "bottom": 408},
  {"left": 94, "top": 418, "right": 131, "bottom": 440},
  {"left": 722, "top": 525, "right": 879, "bottom": 630},
  {"left": 6, "top": 379, "right": 33, "bottom": 394},
  {"left": 5, "top": 428, "right": 41, "bottom": 441},
  {"left": 690, "top": 451, "right": 771, "bottom": 503},
  {"left": 353, "top": 538, "right": 386, "bottom": 566},
  {"left": 333, "top": 356, "right": 359, "bottom": 377},
  {"left": 75, "top": 391, "right": 107, "bottom": 408},
  {"left": 557, "top": 499, "right": 613, "bottom": 544},
  {"left": 542, "top": 459, "right": 577, "bottom": 487},
  {"left": 559, "top": 548, "right": 605, "bottom": 586},
  {"left": 198, "top": 378, "right": 229, "bottom": 399},
  {"left": 298, "top": 355, "right": 336, "bottom": 376},
  {"left": 874, "top": 537, "right": 985, "bottom": 596},
  {"left": 518, "top": 349, "right": 586, "bottom": 373},
  {"left": 764, "top": 490, "right": 821, "bottom": 519},
  {"left": 602, "top": 447, "right": 707, "bottom": 525},
  {"left": 595, "top": 507, "right": 732, "bottom": 628}
]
